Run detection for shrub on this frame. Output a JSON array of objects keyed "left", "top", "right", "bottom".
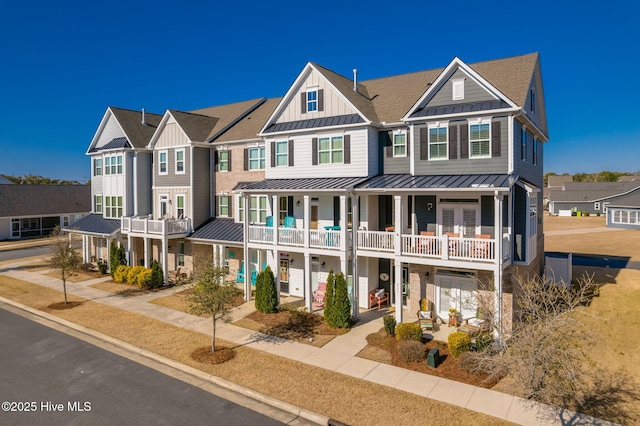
[
  {"left": 397, "top": 340, "right": 426, "bottom": 363},
  {"left": 97, "top": 260, "right": 108, "bottom": 274},
  {"left": 475, "top": 332, "right": 494, "bottom": 352},
  {"left": 127, "top": 266, "right": 146, "bottom": 285},
  {"left": 383, "top": 315, "right": 396, "bottom": 336},
  {"left": 326, "top": 272, "right": 351, "bottom": 329},
  {"left": 137, "top": 269, "right": 153, "bottom": 288},
  {"left": 448, "top": 331, "right": 472, "bottom": 358},
  {"left": 255, "top": 266, "right": 278, "bottom": 313},
  {"left": 109, "top": 242, "right": 126, "bottom": 277},
  {"left": 149, "top": 260, "right": 164, "bottom": 289},
  {"left": 323, "top": 269, "right": 335, "bottom": 320},
  {"left": 113, "top": 265, "right": 131, "bottom": 283},
  {"left": 395, "top": 323, "right": 422, "bottom": 342}
]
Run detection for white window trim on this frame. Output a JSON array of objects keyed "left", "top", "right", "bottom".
[
  {"left": 392, "top": 133, "right": 407, "bottom": 158},
  {"left": 237, "top": 195, "right": 244, "bottom": 223},
  {"left": 159, "top": 150, "right": 168, "bottom": 175},
  {"left": 469, "top": 121, "right": 491, "bottom": 159},
  {"left": 218, "top": 195, "right": 230, "bottom": 217},
  {"left": 94, "top": 194, "right": 103, "bottom": 214},
  {"left": 175, "top": 149, "right": 185, "bottom": 175},
  {"left": 63, "top": 216, "right": 70, "bottom": 226},
  {"left": 306, "top": 89, "right": 318, "bottom": 113},
  {"left": 594, "top": 201, "right": 601, "bottom": 211},
  {"left": 218, "top": 149, "right": 229, "bottom": 172},
  {"left": 176, "top": 194, "right": 186, "bottom": 219},
  {"left": 94, "top": 157, "right": 102, "bottom": 176},
  {"left": 428, "top": 124, "right": 448, "bottom": 161},
  {"left": 159, "top": 194, "right": 169, "bottom": 219},
  {"left": 275, "top": 141, "right": 288, "bottom": 167},
  {"left": 318, "top": 135, "right": 344, "bottom": 164},
  {"left": 452, "top": 78, "right": 464, "bottom": 100},
  {"left": 248, "top": 146, "right": 265, "bottom": 170}
]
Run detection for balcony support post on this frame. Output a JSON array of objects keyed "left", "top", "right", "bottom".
[
  {"left": 304, "top": 253, "right": 312, "bottom": 312},
  {"left": 303, "top": 195, "right": 310, "bottom": 248},
  {"left": 394, "top": 195, "right": 403, "bottom": 324},
  {"left": 161, "top": 236, "right": 169, "bottom": 285},
  {"left": 272, "top": 195, "right": 279, "bottom": 246},
  {"left": 351, "top": 193, "right": 359, "bottom": 317},
  {"left": 494, "top": 191, "right": 504, "bottom": 345},
  {"left": 340, "top": 195, "right": 347, "bottom": 251},
  {"left": 242, "top": 193, "right": 251, "bottom": 301}
]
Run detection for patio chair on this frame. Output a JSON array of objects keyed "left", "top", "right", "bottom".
[
  {"left": 313, "top": 282, "right": 327, "bottom": 308},
  {"left": 417, "top": 309, "right": 434, "bottom": 331},
  {"left": 473, "top": 234, "right": 492, "bottom": 259},
  {"left": 419, "top": 231, "right": 436, "bottom": 254},
  {"left": 368, "top": 289, "right": 389, "bottom": 310},
  {"left": 236, "top": 262, "right": 245, "bottom": 283}
]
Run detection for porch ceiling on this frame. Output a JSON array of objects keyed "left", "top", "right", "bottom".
[
  {"left": 236, "top": 176, "right": 370, "bottom": 193},
  {"left": 354, "top": 174, "right": 517, "bottom": 192}
]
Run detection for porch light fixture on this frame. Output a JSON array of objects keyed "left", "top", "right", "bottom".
[
  {"left": 427, "top": 202, "right": 433, "bottom": 211},
  {"left": 321, "top": 262, "right": 326, "bottom": 267},
  {"left": 425, "top": 271, "right": 430, "bottom": 279},
  {"left": 296, "top": 200, "right": 300, "bottom": 206}
]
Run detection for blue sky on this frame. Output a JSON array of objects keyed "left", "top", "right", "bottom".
[{"left": 0, "top": 0, "right": 638, "bottom": 182}]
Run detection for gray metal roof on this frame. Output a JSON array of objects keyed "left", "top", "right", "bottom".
[
  {"left": 549, "top": 181, "right": 640, "bottom": 202},
  {"left": 409, "top": 100, "right": 511, "bottom": 118},
  {"left": 63, "top": 214, "right": 121, "bottom": 236},
  {"left": 0, "top": 185, "right": 91, "bottom": 217},
  {"left": 354, "top": 174, "right": 516, "bottom": 191},
  {"left": 89, "top": 137, "right": 132, "bottom": 152},
  {"left": 262, "top": 114, "right": 364, "bottom": 134},
  {"left": 189, "top": 218, "right": 243, "bottom": 244},
  {"left": 236, "top": 176, "right": 370, "bottom": 193}
]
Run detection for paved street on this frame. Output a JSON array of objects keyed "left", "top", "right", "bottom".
[{"left": 0, "top": 307, "right": 284, "bottom": 426}]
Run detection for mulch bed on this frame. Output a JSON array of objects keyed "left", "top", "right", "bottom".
[
  {"left": 362, "top": 330, "right": 497, "bottom": 388},
  {"left": 48, "top": 301, "right": 83, "bottom": 310},
  {"left": 190, "top": 346, "right": 235, "bottom": 364}
]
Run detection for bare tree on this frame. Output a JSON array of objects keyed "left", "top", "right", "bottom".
[
  {"left": 49, "top": 226, "right": 81, "bottom": 304},
  {"left": 187, "top": 256, "right": 237, "bottom": 353}
]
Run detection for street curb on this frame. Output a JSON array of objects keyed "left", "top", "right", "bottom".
[{"left": 0, "top": 296, "right": 330, "bottom": 425}]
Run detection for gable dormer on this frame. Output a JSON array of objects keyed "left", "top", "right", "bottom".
[{"left": 260, "top": 63, "right": 372, "bottom": 135}]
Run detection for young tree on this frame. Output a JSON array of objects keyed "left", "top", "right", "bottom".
[
  {"left": 187, "top": 258, "right": 236, "bottom": 353},
  {"left": 329, "top": 272, "right": 351, "bottom": 328},
  {"left": 255, "top": 266, "right": 278, "bottom": 314},
  {"left": 149, "top": 260, "right": 164, "bottom": 288},
  {"left": 323, "top": 269, "right": 336, "bottom": 321},
  {"left": 109, "top": 241, "right": 127, "bottom": 277},
  {"left": 49, "top": 226, "right": 81, "bottom": 304}
]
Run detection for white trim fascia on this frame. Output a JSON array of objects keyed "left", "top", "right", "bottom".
[
  {"left": 402, "top": 57, "right": 519, "bottom": 121},
  {"left": 209, "top": 137, "right": 263, "bottom": 146},
  {"left": 261, "top": 121, "right": 372, "bottom": 138},
  {"left": 152, "top": 185, "right": 191, "bottom": 190},
  {"left": 409, "top": 123, "right": 415, "bottom": 175},
  {"left": 508, "top": 115, "right": 515, "bottom": 174},
  {"left": 404, "top": 107, "right": 520, "bottom": 123},
  {"left": 258, "top": 63, "right": 371, "bottom": 136}
]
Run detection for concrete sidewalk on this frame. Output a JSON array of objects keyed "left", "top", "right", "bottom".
[{"left": 0, "top": 261, "right": 612, "bottom": 426}]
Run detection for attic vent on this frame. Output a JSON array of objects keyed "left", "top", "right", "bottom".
[
  {"left": 141, "top": 108, "right": 147, "bottom": 125},
  {"left": 353, "top": 69, "right": 358, "bottom": 93}
]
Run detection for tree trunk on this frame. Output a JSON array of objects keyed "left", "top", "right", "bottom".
[
  {"left": 63, "top": 276, "right": 68, "bottom": 304},
  {"left": 211, "top": 315, "right": 216, "bottom": 353}
]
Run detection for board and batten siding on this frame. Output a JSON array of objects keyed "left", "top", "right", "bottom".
[
  {"left": 513, "top": 119, "right": 543, "bottom": 187},
  {"left": 154, "top": 121, "right": 189, "bottom": 148},
  {"left": 125, "top": 152, "right": 135, "bottom": 217},
  {"left": 412, "top": 116, "right": 509, "bottom": 175},
  {"left": 191, "top": 146, "right": 212, "bottom": 229},
  {"left": 154, "top": 147, "right": 191, "bottom": 187},
  {"left": 274, "top": 70, "right": 358, "bottom": 124},
  {"left": 424, "top": 68, "right": 495, "bottom": 108},
  {"left": 265, "top": 128, "right": 370, "bottom": 179},
  {"left": 94, "top": 113, "right": 126, "bottom": 149},
  {"left": 134, "top": 152, "right": 152, "bottom": 216}
]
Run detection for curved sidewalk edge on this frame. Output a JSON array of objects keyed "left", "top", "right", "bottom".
[{"left": 0, "top": 296, "right": 330, "bottom": 426}]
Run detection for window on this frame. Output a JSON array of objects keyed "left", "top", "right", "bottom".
[
  {"left": 104, "top": 156, "right": 111, "bottom": 175},
  {"left": 94, "top": 158, "right": 102, "bottom": 176},
  {"left": 307, "top": 90, "right": 317, "bottom": 112},
  {"left": 94, "top": 195, "right": 103, "bottom": 213},
  {"left": 393, "top": 134, "right": 407, "bottom": 157},
  {"left": 176, "top": 195, "right": 185, "bottom": 218},
  {"left": 160, "top": 195, "right": 168, "bottom": 218},
  {"left": 11, "top": 219, "right": 19, "bottom": 237},
  {"left": 612, "top": 210, "right": 638, "bottom": 224},
  {"left": 521, "top": 127, "right": 527, "bottom": 161},
  {"left": 318, "top": 136, "right": 343, "bottom": 164},
  {"left": 250, "top": 195, "right": 267, "bottom": 224},
  {"left": 219, "top": 195, "right": 230, "bottom": 217},
  {"left": 279, "top": 196, "right": 288, "bottom": 225},
  {"left": 530, "top": 89, "right": 536, "bottom": 112},
  {"left": 104, "top": 196, "right": 122, "bottom": 218},
  {"left": 533, "top": 137, "right": 538, "bottom": 165},
  {"left": 452, "top": 79, "right": 464, "bottom": 100},
  {"left": 176, "top": 149, "right": 185, "bottom": 174},
  {"left": 117, "top": 155, "right": 123, "bottom": 174},
  {"left": 594, "top": 202, "right": 601, "bottom": 211},
  {"left": 429, "top": 127, "right": 447, "bottom": 160},
  {"left": 276, "top": 141, "right": 288, "bottom": 167},
  {"left": 63, "top": 216, "right": 69, "bottom": 226},
  {"left": 218, "top": 150, "right": 229, "bottom": 172},
  {"left": 159, "top": 151, "right": 168, "bottom": 175},
  {"left": 470, "top": 123, "right": 490, "bottom": 158},
  {"left": 249, "top": 147, "right": 265, "bottom": 170},
  {"left": 177, "top": 241, "right": 185, "bottom": 267},
  {"left": 110, "top": 155, "right": 117, "bottom": 174}
]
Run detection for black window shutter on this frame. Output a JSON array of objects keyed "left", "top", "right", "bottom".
[
  {"left": 420, "top": 127, "right": 428, "bottom": 160},
  {"left": 460, "top": 123, "right": 469, "bottom": 159},
  {"left": 228, "top": 196, "right": 233, "bottom": 217},
  {"left": 386, "top": 130, "right": 393, "bottom": 157},
  {"left": 243, "top": 148, "right": 248, "bottom": 171},
  {"left": 405, "top": 131, "right": 410, "bottom": 156},
  {"left": 288, "top": 140, "right": 294, "bottom": 166},
  {"left": 333, "top": 196, "right": 340, "bottom": 226},
  {"left": 312, "top": 138, "right": 318, "bottom": 165},
  {"left": 270, "top": 142, "right": 275, "bottom": 167},
  {"left": 300, "top": 92, "right": 307, "bottom": 114},
  {"left": 449, "top": 124, "right": 458, "bottom": 159},
  {"left": 287, "top": 196, "right": 294, "bottom": 216},
  {"left": 318, "top": 89, "right": 324, "bottom": 112},
  {"left": 214, "top": 150, "right": 219, "bottom": 165},
  {"left": 228, "top": 151, "right": 232, "bottom": 171},
  {"left": 344, "top": 134, "right": 351, "bottom": 164},
  {"left": 491, "top": 121, "right": 501, "bottom": 157}
]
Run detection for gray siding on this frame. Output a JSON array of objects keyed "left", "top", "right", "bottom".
[
  {"left": 415, "top": 196, "right": 436, "bottom": 233},
  {"left": 367, "top": 127, "right": 380, "bottom": 177},
  {"left": 513, "top": 185, "right": 527, "bottom": 262},
  {"left": 426, "top": 69, "right": 495, "bottom": 108},
  {"left": 135, "top": 152, "right": 152, "bottom": 216},
  {"left": 413, "top": 116, "right": 509, "bottom": 175},
  {"left": 513, "top": 119, "right": 543, "bottom": 187},
  {"left": 192, "top": 147, "right": 211, "bottom": 228},
  {"left": 154, "top": 148, "right": 191, "bottom": 187},
  {"left": 125, "top": 152, "right": 135, "bottom": 216}
]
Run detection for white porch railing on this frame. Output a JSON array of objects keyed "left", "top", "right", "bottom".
[
  {"left": 278, "top": 227, "right": 304, "bottom": 246},
  {"left": 121, "top": 217, "right": 190, "bottom": 236},
  {"left": 248, "top": 225, "right": 346, "bottom": 250},
  {"left": 310, "top": 229, "right": 341, "bottom": 249},
  {"left": 248, "top": 225, "right": 273, "bottom": 243},
  {"left": 357, "top": 230, "right": 394, "bottom": 252}
]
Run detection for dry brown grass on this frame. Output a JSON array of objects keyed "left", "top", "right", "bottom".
[
  {"left": 149, "top": 287, "right": 193, "bottom": 312},
  {"left": 90, "top": 280, "right": 152, "bottom": 297},
  {"left": 544, "top": 214, "right": 607, "bottom": 231},
  {"left": 0, "top": 276, "right": 510, "bottom": 426}
]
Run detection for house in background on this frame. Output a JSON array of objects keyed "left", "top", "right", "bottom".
[
  {"left": 548, "top": 181, "right": 640, "bottom": 216},
  {"left": 543, "top": 175, "right": 573, "bottom": 209},
  {"left": 0, "top": 183, "right": 90, "bottom": 240}
]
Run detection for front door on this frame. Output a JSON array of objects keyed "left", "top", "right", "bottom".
[
  {"left": 279, "top": 256, "right": 289, "bottom": 294},
  {"left": 440, "top": 205, "right": 478, "bottom": 237},
  {"left": 435, "top": 271, "right": 478, "bottom": 321},
  {"left": 311, "top": 204, "right": 319, "bottom": 230}
]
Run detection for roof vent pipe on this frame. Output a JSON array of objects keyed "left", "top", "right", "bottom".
[
  {"left": 141, "top": 108, "right": 147, "bottom": 126},
  {"left": 353, "top": 69, "right": 358, "bottom": 93}
]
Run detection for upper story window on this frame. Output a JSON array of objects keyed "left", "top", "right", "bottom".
[
  {"left": 521, "top": 127, "right": 527, "bottom": 161},
  {"left": 104, "top": 155, "right": 120, "bottom": 175},
  {"left": 276, "top": 141, "right": 289, "bottom": 167},
  {"left": 238, "top": 196, "right": 244, "bottom": 222},
  {"left": 249, "top": 195, "right": 267, "bottom": 223},
  {"left": 533, "top": 136, "right": 538, "bottom": 165},
  {"left": 452, "top": 78, "right": 464, "bottom": 100},
  {"left": 176, "top": 194, "right": 185, "bottom": 218},
  {"left": 278, "top": 196, "right": 288, "bottom": 225},
  {"left": 248, "top": 147, "right": 265, "bottom": 170},
  {"left": 393, "top": 134, "right": 407, "bottom": 157},
  {"left": 530, "top": 89, "right": 536, "bottom": 113},
  {"left": 94, "top": 158, "right": 102, "bottom": 176},
  {"left": 104, "top": 156, "right": 110, "bottom": 175},
  {"left": 307, "top": 90, "right": 318, "bottom": 112},
  {"left": 159, "top": 151, "right": 168, "bottom": 175},
  {"left": 176, "top": 149, "right": 185, "bottom": 174},
  {"left": 428, "top": 127, "right": 447, "bottom": 160},
  {"left": 218, "top": 150, "right": 229, "bottom": 172},
  {"left": 219, "top": 195, "right": 230, "bottom": 217},
  {"left": 105, "top": 196, "right": 123, "bottom": 218},
  {"left": 319, "top": 136, "right": 343, "bottom": 164},
  {"left": 469, "top": 123, "right": 490, "bottom": 158},
  {"left": 116, "top": 155, "right": 122, "bottom": 174},
  {"left": 94, "top": 195, "right": 102, "bottom": 213}
]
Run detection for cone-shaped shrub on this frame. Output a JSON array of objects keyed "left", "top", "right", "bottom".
[
  {"left": 323, "top": 269, "right": 335, "bottom": 320},
  {"left": 328, "top": 272, "right": 351, "bottom": 328},
  {"left": 255, "top": 266, "right": 278, "bottom": 313}
]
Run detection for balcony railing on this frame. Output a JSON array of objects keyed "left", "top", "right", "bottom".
[
  {"left": 310, "top": 229, "right": 341, "bottom": 249},
  {"left": 248, "top": 225, "right": 346, "bottom": 250},
  {"left": 121, "top": 217, "right": 191, "bottom": 236}
]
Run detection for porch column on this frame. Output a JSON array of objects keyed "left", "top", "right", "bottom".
[
  {"left": 82, "top": 235, "right": 88, "bottom": 263},
  {"left": 242, "top": 194, "right": 251, "bottom": 301},
  {"left": 106, "top": 238, "right": 112, "bottom": 272},
  {"left": 339, "top": 194, "right": 347, "bottom": 251},
  {"left": 143, "top": 237, "right": 150, "bottom": 268},
  {"left": 271, "top": 195, "right": 279, "bottom": 245},
  {"left": 493, "top": 192, "right": 504, "bottom": 344},
  {"left": 126, "top": 234, "right": 132, "bottom": 266},
  {"left": 394, "top": 195, "right": 403, "bottom": 324},
  {"left": 303, "top": 195, "right": 310, "bottom": 248},
  {"left": 161, "top": 237, "right": 169, "bottom": 285},
  {"left": 351, "top": 193, "right": 359, "bottom": 318},
  {"left": 304, "top": 253, "right": 312, "bottom": 312}
]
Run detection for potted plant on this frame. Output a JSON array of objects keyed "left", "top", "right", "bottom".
[{"left": 448, "top": 307, "right": 458, "bottom": 327}]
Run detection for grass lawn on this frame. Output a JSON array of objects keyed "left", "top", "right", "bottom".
[{"left": 0, "top": 276, "right": 510, "bottom": 426}]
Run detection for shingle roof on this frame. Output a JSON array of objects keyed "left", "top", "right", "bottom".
[
  {"left": 215, "top": 98, "right": 282, "bottom": 143},
  {"left": 355, "top": 174, "right": 515, "bottom": 191},
  {"left": 0, "top": 185, "right": 91, "bottom": 217},
  {"left": 605, "top": 190, "right": 640, "bottom": 208},
  {"left": 189, "top": 218, "right": 243, "bottom": 244},
  {"left": 236, "top": 177, "right": 369, "bottom": 193},
  {"left": 190, "top": 98, "right": 267, "bottom": 141},
  {"left": 63, "top": 214, "right": 121, "bottom": 236},
  {"left": 549, "top": 181, "right": 640, "bottom": 202},
  {"left": 167, "top": 110, "right": 219, "bottom": 142},
  {"left": 547, "top": 175, "right": 573, "bottom": 188},
  {"left": 109, "top": 107, "right": 162, "bottom": 148}
]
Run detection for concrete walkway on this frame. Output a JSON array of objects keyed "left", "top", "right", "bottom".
[{"left": 0, "top": 261, "right": 612, "bottom": 426}]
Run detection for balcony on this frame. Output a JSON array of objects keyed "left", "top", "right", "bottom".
[
  {"left": 248, "top": 225, "right": 346, "bottom": 250},
  {"left": 121, "top": 216, "right": 191, "bottom": 237}
]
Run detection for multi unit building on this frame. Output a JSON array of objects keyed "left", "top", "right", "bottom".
[{"left": 67, "top": 53, "right": 548, "bottom": 329}]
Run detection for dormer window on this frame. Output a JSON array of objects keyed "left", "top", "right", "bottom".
[
  {"left": 452, "top": 78, "right": 464, "bottom": 100},
  {"left": 300, "top": 89, "right": 323, "bottom": 113},
  {"left": 307, "top": 90, "right": 318, "bottom": 112},
  {"left": 530, "top": 89, "right": 536, "bottom": 112}
]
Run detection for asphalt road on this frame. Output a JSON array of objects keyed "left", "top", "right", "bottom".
[
  {"left": 0, "top": 307, "right": 285, "bottom": 426},
  {"left": 0, "top": 245, "right": 52, "bottom": 262}
]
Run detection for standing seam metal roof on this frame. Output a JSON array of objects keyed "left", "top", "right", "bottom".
[
  {"left": 189, "top": 218, "right": 244, "bottom": 243},
  {"left": 236, "top": 177, "right": 370, "bottom": 192},
  {"left": 354, "top": 174, "right": 515, "bottom": 191},
  {"left": 63, "top": 214, "right": 121, "bottom": 235}
]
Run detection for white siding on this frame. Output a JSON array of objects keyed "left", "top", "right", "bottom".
[
  {"left": 152, "top": 188, "right": 191, "bottom": 219},
  {"left": 155, "top": 120, "right": 190, "bottom": 149},
  {"left": 95, "top": 113, "right": 125, "bottom": 149}
]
